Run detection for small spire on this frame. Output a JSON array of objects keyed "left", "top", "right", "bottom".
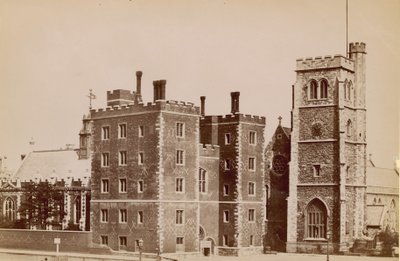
[
  {"left": 87, "top": 89, "right": 96, "bottom": 110},
  {"left": 278, "top": 116, "right": 282, "bottom": 126}
]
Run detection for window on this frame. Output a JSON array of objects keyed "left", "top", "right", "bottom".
[
  {"left": 139, "top": 126, "right": 144, "bottom": 137},
  {"left": 176, "top": 150, "right": 184, "bottom": 165},
  {"left": 320, "top": 79, "right": 328, "bottom": 99},
  {"left": 176, "top": 178, "right": 184, "bottom": 192},
  {"left": 249, "top": 235, "right": 254, "bottom": 246},
  {"left": 119, "top": 178, "right": 127, "bottom": 193},
  {"left": 248, "top": 209, "right": 255, "bottom": 222},
  {"left": 176, "top": 123, "right": 185, "bottom": 137},
  {"left": 4, "top": 198, "right": 15, "bottom": 221},
  {"left": 223, "top": 210, "right": 229, "bottom": 222},
  {"left": 305, "top": 199, "right": 327, "bottom": 239},
  {"left": 176, "top": 237, "right": 184, "bottom": 245},
  {"left": 265, "top": 186, "right": 269, "bottom": 220},
  {"left": 101, "top": 153, "right": 110, "bottom": 167},
  {"left": 119, "top": 123, "right": 127, "bottom": 138},
  {"left": 347, "top": 81, "right": 352, "bottom": 100},
  {"left": 223, "top": 235, "right": 228, "bottom": 246},
  {"left": 249, "top": 157, "right": 256, "bottom": 171},
  {"left": 176, "top": 210, "right": 184, "bottom": 225},
  {"left": 101, "top": 236, "right": 108, "bottom": 245},
  {"left": 225, "top": 133, "right": 231, "bottom": 145},
  {"left": 101, "top": 179, "right": 109, "bottom": 193},
  {"left": 346, "top": 119, "right": 352, "bottom": 137},
  {"left": 102, "top": 126, "right": 110, "bottom": 140},
  {"left": 309, "top": 80, "right": 318, "bottom": 99},
  {"left": 120, "top": 209, "right": 127, "bottom": 223},
  {"left": 249, "top": 131, "right": 256, "bottom": 145},
  {"left": 248, "top": 182, "right": 255, "bottom": 196},
  {"left": 138, "top": 152, "right": 144, "bottom": 165},
  {"left": 101, "top": 209, "right": 109, "bottom": 223},
  {"left": 313, "top": 165, "right": 321, "bottom": 177},
  {"left": 223, "top": 184, "right": 229, "bottom": 196},
  {"left": 119, "top": 151, "right": 127, "bottom": 166},
  {"left": 224, "top": 159, "right": 231, "bottom": 170},
  {"left": 137, "top": 211, "right": 143, "bottom": 224},
  {"left": 119, "top": 236, "right": 127, "bottom": 247},
  {"left": 137, "top": 180, "right": 144, "bottom": 193},
  {"left": 199, "top": 169, "right": 207, "bottom": 193}
]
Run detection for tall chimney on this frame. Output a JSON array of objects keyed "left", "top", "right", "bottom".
[
  {"left": 200, "top": 96, "right": 206, "bottom": 116},
  {"left": 153, "top": 80, "right": 159, "bottom": 102},
  {"left": 160, "top": 80, "right": 166, "bottom": 100},
  {"left": 230, "top": 92, "right": 240, "bottom": 114},
  {"left": 136, "top": 71, "right": 143, "bottom": 95}
]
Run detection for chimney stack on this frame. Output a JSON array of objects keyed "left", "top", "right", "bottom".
[
  {"left": 200, "top": 96, "right": 206, "bottom": 116},
  {"left": 230, "top": 92, "right": 240, "bottom": 114},
  {"left": 136, "top": 71, "right": 143, "bottom": 95},
  {"left": 160, "top": 80, "right": 166, "bottom": 100},
  {"left": 153, "top": 80, "right": 167, "bottom": 102}
]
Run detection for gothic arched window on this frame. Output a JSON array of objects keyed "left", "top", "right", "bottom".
[
  {"left": 346, "top": 120, "right": 352, "bottom": 137},
  {"left": 4, "top": 197, "right": 16, "bottom": 221},
  {"left": 309, "top": 80, "right": 318, "bottom": 100},
  {"left": 305, "top": 199, "right": 327, "bottom": 239},
  {"left": 347, "top": 81, "right": 352, "bottom": 100},
  {"left": 75, "top": 196, "right": 81, "bottom": 224},
  {"left": 199, "top": 168, "right": 207, "bottom": 193},
  {"left": 320, "top": 79, "right": 328, "bottom": 99}
]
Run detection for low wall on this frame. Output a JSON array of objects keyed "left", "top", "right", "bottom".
[{"left": 0, "top": 228, "right": 92, "bottom": 253}]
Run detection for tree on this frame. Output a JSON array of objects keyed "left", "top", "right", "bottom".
[{"left": 18, "top": 181, "right": 65, "bottom": 229}]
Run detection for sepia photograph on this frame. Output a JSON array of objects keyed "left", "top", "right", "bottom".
[{"left": 0, "top": 0, "right": 399, "bottom": 260}]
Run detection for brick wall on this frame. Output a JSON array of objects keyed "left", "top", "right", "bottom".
[{"left": 0, "top": 228, "right": 92, "bottom": 252}]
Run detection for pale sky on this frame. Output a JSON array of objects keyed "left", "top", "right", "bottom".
[{"left": 0, "top": 0, "right": 399, "bottom": 171}]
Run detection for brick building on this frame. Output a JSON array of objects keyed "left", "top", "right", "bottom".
[{"left": 90, "top": 73, "right": 265, "bottom": 255}]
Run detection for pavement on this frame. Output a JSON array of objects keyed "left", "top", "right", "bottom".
[
  {"left": 181, "top": 253, "right": 398, "bottom": 261},
  {"left": 0, "top": 248, "right": 397, "bottom": 261}
]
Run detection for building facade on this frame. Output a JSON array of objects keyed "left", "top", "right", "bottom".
[{"left": 90, "top": 73, "right": 266, "bottom": 255}]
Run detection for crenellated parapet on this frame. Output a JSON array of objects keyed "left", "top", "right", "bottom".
[
  {"left": 200, "top": 113, "right": 265, "bottom": 125},
  {"left": 296, "top": 55, "right": 354, "bottom": 72},
  {"left": 91, "top": 99, "right": 199, "bottom": 119},
  {"left": 199, "top": 143, "right": 220, "bottom": 158},
  {"left": 0, "top": 177, "right": 90, "bottom": 191}
]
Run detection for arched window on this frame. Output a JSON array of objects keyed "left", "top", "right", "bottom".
[
  {"left": 305, "top": 199, "right": 327, "bottom": 239},
  {"left": 199, "top": 168, "right": 207, "bottom": 193},
  {"left": 344, "top": 80, "right": 348, "bottom": 100},
  {"left": 75, "top": 196, "right": 81, "bottom": 224},
  {"left": 4, "top": 197, "right": 16, "bottom": 221},
  {"left": 346, "top": 120, "right": 352, "bottom": 137},
  {"left": 320, "top": 79, "right": 328, "bottom": 99},
  {"left": 347, "top": 81, "right": 352, "bottom": 100},
  {"left": 309, "top": 80, "right": 318, "bottom": 99}
]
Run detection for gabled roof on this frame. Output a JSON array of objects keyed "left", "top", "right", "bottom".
[
  {"left": 13, "top": 149, "right": 90, "bottom": 181},
  {"left": 281, "top": 127, "right": 291, "bottom": 138},
  {"left": 367, "top": 165, "right": 399, "bottom": 189}
]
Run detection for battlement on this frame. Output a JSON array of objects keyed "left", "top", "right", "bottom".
[
  {"left": 349, "top": 42, "right": 366, "bottom": 54},
  {"left": 91, "top": 99, "right": 200, "bottom": 119},
  {"left": 200, "top": 113, "right": 265, "bottom": 125},
  {"left": 199, "top": 143, "right": 220, "bottom": 158},
  {"left": 0, "top": 177, "right": 91, "bottom": 190},
  {"left": 296, "top": 54, "right": 354, "bottom": 72}
]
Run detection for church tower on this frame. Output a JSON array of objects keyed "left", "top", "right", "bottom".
[{"left": 287, "top": 42, "right": 367, "bottom": 253}]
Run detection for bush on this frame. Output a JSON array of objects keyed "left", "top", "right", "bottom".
[{"left": 379, "top": 230, "right": 399, "bottom": 257}]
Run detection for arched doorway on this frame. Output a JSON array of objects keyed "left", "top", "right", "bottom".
[{"left": 199, "top": 226, "right": 215, "bottom": 256}]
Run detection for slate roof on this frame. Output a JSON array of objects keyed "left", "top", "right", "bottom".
[
  {"left": 367, "top": 166, "right": 399, "bottom": 189},
  {"left": 13, "top": 149, "right": 91, "bottom": 181},
  {"left": 367, "top": 205, "right": 385, "bottom": 226}
]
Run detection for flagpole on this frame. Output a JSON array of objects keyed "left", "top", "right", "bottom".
[{"left": 346, "top": 0, "right": 348, "bottom": 57}]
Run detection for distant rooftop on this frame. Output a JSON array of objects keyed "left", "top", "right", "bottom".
[{"left": 13, "top": 149, "right": 90, "bottom": 181}]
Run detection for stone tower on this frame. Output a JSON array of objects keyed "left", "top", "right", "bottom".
[{"left": 287, "top": 42, "right": 367, "bottom": 253}]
